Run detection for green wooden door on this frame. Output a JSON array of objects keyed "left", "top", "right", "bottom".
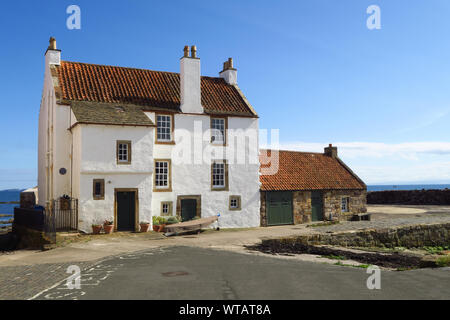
[
  {"left": 311, "top": 191, "right": 324, "bottom": 221},
  {"left": 117, "top": 191, "right": 136, "bottom": 231},
  {"left": 266, "top": 192, "right": 293, "bottom": 226},
  {"left": 181, "top": 199, "right": 197, "bottom": 222}
]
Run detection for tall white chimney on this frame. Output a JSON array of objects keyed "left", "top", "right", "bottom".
[
  {"left": 219, "top": 58, "right": 237, "bottom": 85},
  {"left": 180, "top": 45, "right": 203, "bottom": 114},
  {"left": 45, "top": 37, "right": 61, "bottom": 66}
]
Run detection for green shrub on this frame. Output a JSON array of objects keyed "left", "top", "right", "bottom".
[{"left": 166, "top": 217, "right": 179, "bottom": 225}]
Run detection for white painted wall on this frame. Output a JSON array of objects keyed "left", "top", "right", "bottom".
[
  {"left": 75, "top": 124, "right": 154, "bottom": 232},
  {"left": 151, "top": 113, "right": 260, "bottom": 228},
  {"left": 180, "top": 57, "right": 203, "bottom": 114}
]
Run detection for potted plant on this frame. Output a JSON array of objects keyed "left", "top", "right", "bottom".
[
  {"left": 140, "top": 221, "right": 150, "bottom": 233},
  {"left": 92, "top": 223, "right": 102, "bottom": 234},
  {"left": 166, "top": 216, "right": 179, "bottom": 225},
  {"left": 157, "top": 216, "right": 167, "bottom": 232},
  {"left": 152, "top": 216, "right": 160, "bottom": 232},
  {"left": 103, "top": 220, "right": 114, "bottom": 234}
]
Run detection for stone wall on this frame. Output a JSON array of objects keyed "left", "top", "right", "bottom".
[
  {"left": 262, "top": 222, "right": 450, "bottom": 248},
  {"left": 293, "top": 191, "right": 312, "bottom": 224},
  {"left": 323, "top": 189, "right": 367, "bottom": 221},
  {"left": 367, "top": 189, "right": 450, "bottom": 205},
  {"left": 260, "top": 189, "right": 367, "bottom": 226}
]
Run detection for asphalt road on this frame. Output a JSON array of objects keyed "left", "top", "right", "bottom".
[{"left": 34, "top": 246, "right": 450, "bottom": 300}]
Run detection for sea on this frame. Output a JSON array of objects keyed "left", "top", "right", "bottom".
[
  {"left": 367, "top": 184, "right": 450, "bottom": 192},
  {"left": 0, "top": 189, "right": 22, "bottom": 226}
]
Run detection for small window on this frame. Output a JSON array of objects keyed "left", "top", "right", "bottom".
[
  {"left": 211, "top": 117, "right": 226, "bottom": 145},
  {"left": 154, "top": 160, "right": 171, "bottom": 191},
  {"left": 93, "top": 179, "right": 105, "bottom": 200},
  {"left": 229, "top": 196, "right": 241, "bottom": 211},
  {"left": 156, "top": 114, "right": 173, "bottom": 142},
  {"left": 341, "top": 197, "right": 349, "bottom": 212},
  {"left": 161, "top": 202, "right": 173, "bottom": 216},
  {"left": 212, "top": 160, "right": 228, "bottom": 190},
  {"left": 117, "top": 141, "right": 131, "bottom": 164}
]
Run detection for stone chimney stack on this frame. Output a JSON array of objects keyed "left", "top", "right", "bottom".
[
  {"left": 180, "top": 45, "right": 203, "bottom": 114},
  {"left": 45, "top": 37, "right": 61, "bottom": 66},
  {"left": 219, "top": 58, "right": 237, "bottom": 85},
  {"left": 324, "top": 144, "right": 338, "bottom": 158}
]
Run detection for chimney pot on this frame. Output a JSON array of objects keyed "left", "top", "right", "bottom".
[
  {"left": 183, "top": 45, "right": 190, "bottom": 58},
  {"left": 48, "top": 37, "right": 57, "bottom": 50},
  {"left": 191, "top": 45, "right": 197, "bottom": 58}
]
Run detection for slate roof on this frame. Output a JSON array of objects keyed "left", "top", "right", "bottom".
[
  {"left": 70, "top": 101, "right": 154, "bottom": 127},
  {"left": 259, "top": 150, "right": 366, "bottom": 191},
  {"left": 57, "top": 61, "right": 257, "bottom": 117}
]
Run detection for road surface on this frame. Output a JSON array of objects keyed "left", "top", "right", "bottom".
[{"left": 33, "top": 246, "right": 450, "bottom": 300}]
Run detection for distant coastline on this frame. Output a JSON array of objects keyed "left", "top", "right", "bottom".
[{"left": 367, "top": 184, "right": 450, "bottom": 192}]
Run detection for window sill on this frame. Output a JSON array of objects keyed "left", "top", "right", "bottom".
[
  {"left": 211, "top": 187, "right": 229, "bottom": 192},
  {"left": 153, "top": 188, "right": 173, "bottom": 192},
  {"left": 155, "top": 140, "right": 175, "bottom": 145}
]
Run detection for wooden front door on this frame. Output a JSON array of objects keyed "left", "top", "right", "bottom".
[
  {"left": 180, "top": 199, "right": 197, "bottom": 222},
  {"left": 116, "top": 191, "right": 136, "bottom": 231},
  {"left": 311, "top": 191, "right": 324, "bottom": 221},
  {"left": 266, "top": 191, "right": 293, "bottom": 226}
]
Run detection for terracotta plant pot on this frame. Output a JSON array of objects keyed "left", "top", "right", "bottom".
[
  {"left": 152, "top": 225, "right": 160, "bottom": 232},
  {"left": 140, "top": 224, "right": 150, "bottom": 233},
  {"left": 104, "top": 224, "right": 114, "bottom": 234},
  {"left": 92, "top": 225, "right": 102, "bottom": 234},
  {"left": 158, "top": 224, "right": 166, "bottom": 232}
]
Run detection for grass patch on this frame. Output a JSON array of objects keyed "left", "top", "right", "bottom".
[
  {"left": 323, "top": 254, "right": 346, "bottom": 260},
  {"left": 423, "top": 246, "right": 449, "bottom": 255},
  {"left": 436, "top": 256, "right": 450, "bottom": 267},
  {"left": 307, "top": 221, "right": 340, "bottom": 228},
  {"left": 334, "top": 261, "right": 370, "bottom": 269}
]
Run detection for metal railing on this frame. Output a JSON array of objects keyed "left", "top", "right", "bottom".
[{"left": 52, "top": 198, "right": 78, "bottom": 232}]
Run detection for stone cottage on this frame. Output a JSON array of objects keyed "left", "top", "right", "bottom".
[{"left": 259, "top": 145, "right": 367, "bottom": 226}]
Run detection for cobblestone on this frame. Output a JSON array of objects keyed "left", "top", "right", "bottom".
[{"left": 0, "top": 260, "right": 99, "bottom": 300}]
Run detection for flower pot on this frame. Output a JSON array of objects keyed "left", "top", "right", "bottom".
[
  {"left": 152, "top": 225, "right": 160, "bottom": 232},
  {"left": 104, "top": 224, "right": 114, "bottom": 234},
  {"left": 92, "top": 225, "right": 102, "bottom": 234},
  {"left": 140, "top": 224, "right": 150, "bottom": 233},
  {"left": 158, "top": 224, "right": 166, "bottom": 232}
]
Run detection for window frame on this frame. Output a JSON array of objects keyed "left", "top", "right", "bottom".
[
  {"left": 210, "top": 116, "right": 228, "bottom": 146},
  {"left": 93, "top": 179, "right": 105, "bottom": 200},
  {"left": 116, "top": 140, "right": 132, "bottom": 165},
  {"left": 153, "top": 159, "right": 172, "bottom": 192},
  {"left": 229, "top": 195, "right": 241, "bottom": 211},
  {"left": 341, "top": 197, "right": 350, "bottom": 212},
  {"left": 161, "top": 201, "right": 173, "bottom": 216},
  {"left": 155, "top": 113, "right": 175, "bottom": 144},
  {"left": 211, "top": 160, "right": 229, "bottom": 191}
]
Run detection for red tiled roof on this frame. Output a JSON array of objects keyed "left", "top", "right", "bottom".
[
  {"left": 56, "top": 61, "right": 257, "bottom": 117},
  {"left": 260, "top": 150, "right": 366, "bottom": 191}
]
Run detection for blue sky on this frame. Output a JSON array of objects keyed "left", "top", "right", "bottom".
[{"left": 0, "top": 0, "right": 449, "bottom": 189}]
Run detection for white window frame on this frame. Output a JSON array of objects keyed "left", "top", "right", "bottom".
[
  {"left": 155, "top": 161, "right": 170, "bottom": 189},
  {"left": 212, "top": 161, "right": 226, "bottom": 189},
  {"left": 117, "top": 141, "right": 131, "bottom": 164},
  {"left": 211, "top": 117, "right": 226, "bottom": 145},
  {"left": 156, "top": 114, "right": 172, "bottom": 142}
]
